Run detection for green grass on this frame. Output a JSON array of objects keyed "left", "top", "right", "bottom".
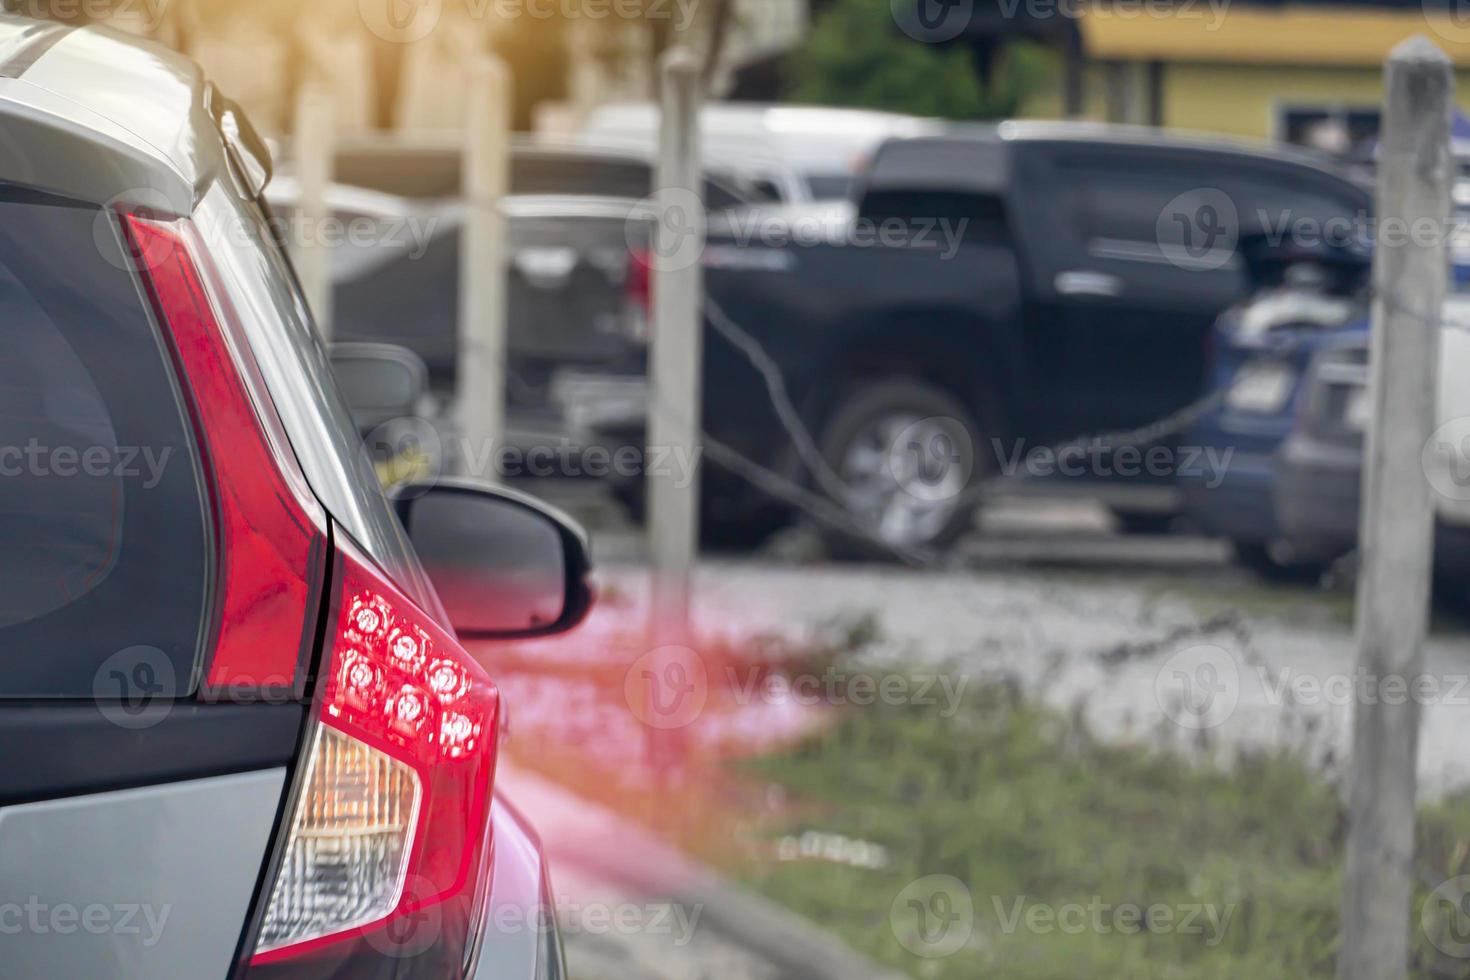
[{"left": 726, "top": 676, "right": 1470, "bottom": 979}]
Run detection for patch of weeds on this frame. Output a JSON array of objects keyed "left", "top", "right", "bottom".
[{"left": 726, "top": 672, "right": 1470, "bottom": 979}]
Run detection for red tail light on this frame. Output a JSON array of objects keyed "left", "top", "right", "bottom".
[
  {"left": 246, "top": 535, "right": 499, "bottom": 974},
  {"left": 120, "top": 213, "right": 326, "bottom": 697},
  {"left": 623, "top": 246, "right": 652, "bottom": 344},
  {"left": 121, "top": 213, "right": 499, "bottom": 972}
]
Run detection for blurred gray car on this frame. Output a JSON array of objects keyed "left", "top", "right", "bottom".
[{"left": 267, "top": 142, "right": 768, "bottom": 418}]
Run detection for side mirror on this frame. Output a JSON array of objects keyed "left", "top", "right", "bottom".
[
  {"left": 330, "top": 342, "right": 428, "bottom": 434},
  {"left": 392, "top": 479, "right": 594, "bottom": 640}
]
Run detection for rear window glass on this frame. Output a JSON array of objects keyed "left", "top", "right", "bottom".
[{"left": 0, "top": 189, "right": 209, "bottom": 697}]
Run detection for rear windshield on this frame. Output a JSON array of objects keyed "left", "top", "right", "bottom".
[{"left": 0, "top": 188, "right": 209, "bottom": 697}]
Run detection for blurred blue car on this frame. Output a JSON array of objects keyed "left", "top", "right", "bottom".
[
  {"left": 1186, "top": 245, "right": 1470, "bottom": 579},
  {"left": 1272, "top": 261, "right": 1470, "bottom": 590},
  {"left": 1180, "top": 244, "right": 1370, "bottom": 579}
]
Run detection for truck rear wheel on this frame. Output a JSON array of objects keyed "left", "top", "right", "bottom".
[{"left": 816, "top": 379, "right": 986, "bottom": 558}]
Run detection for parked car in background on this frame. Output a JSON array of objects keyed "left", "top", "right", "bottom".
[
  {"left": 265, "top": 143, "right": 774, "bottom": 457},
  {"left": 1273, "top": 264, "right": 1470, "bottom": 596},
  {"left": 306, "top": 134, "right": 798, "bottom": 206},
  {"left": 1180, "top": 240, "right": 1369, "bottom": 579},
  {"left": 588, "top": 122, "right": 1372, "bottom": 552},
  {"left": 0, "top": 16, "right": 588, "bottom": 978},
  {"left": 268, "top": 138, "right": 766, "bottom": 375},
  {"left": 264, "top": 187, "right": 654, "bottom": 391},
  {"left": 579, "top": 102, "right": 938, "bottom": 201}
]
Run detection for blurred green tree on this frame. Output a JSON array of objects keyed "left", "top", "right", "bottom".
[{"left": 787, "top": 0, "right": 1054, "bottom": 120}]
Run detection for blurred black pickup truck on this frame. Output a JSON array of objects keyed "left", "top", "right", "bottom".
[{"left": 600, "top": 122, "right": 1372, "bottom": 552}]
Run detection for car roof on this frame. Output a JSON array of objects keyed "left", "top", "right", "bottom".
[
  {"left": 861, "top": 120, "right": 1370, "bottom": 201},
  {"left": 992, "top": 119, "right": 1356, "bottom": 174},
  {"left": 580, "top": 101, "right": 935, "bottom": 177},
  {"left": 0, "top": 14, "right": 215, "bottom": 209},
  {"left": 584, "top": 101, "right": 928, "bottom": 134}
]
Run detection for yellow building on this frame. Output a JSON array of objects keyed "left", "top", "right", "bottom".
[{"left": 1022, "top": 3, "right": 1470, "bottom": 151}]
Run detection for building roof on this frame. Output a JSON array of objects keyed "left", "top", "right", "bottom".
[{"left": 1081, "top": 5, "right": 1470, "bottom": 67}]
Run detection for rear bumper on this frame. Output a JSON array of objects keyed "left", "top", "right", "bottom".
[
  {"left": 1179, "top": 451, "right": 1278, "bottom": 543},
  {"left": 1275, "top": 432, "right": 1470, "bottom": 575},
  {"left": 1274, "top": 434, "right": 1363, "bottom": 563},
  {"left": 469, "top": 794, "right": 563, "bottom": 980}
]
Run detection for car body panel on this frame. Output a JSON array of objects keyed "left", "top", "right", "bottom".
[
  {"left": 1273, "top": 280, "right": 1470, "bottom": 576},
  {"left": 0, "top": 769, "right": 286, "bottom": 979},
  {"left": 1181, "top": 292, "right": 1366, "bottom": 545},
  {"left": 470, "top": 796, "right": 558, "bottom": 980},
  {"left": 0, "top": 14, "right": 216, "bottom": 209}
]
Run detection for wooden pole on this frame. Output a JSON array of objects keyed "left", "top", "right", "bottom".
[
  {"left": 457, "top": 55, "right": 512, "bottom": 483},
  {"left": 1337, "top": 34, "right": 1452, "bottom": 980},
  {"left": 646, "top": 47, "right": 704, "bottom": 638}
]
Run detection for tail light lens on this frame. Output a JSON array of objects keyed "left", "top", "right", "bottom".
[
  {"left": 120, "top": 213, "right": 325, "bottom": 697},
  {"left": 623, "top": 246, "right": 652, "bottom": 344},
  {"left": 255, "top": 727, "right": 421, "bottom": 951},
  {"left": 248, "top": 535, "right": 500, "bottom": 973},
  {"left": 119, "top": 213, "right": 499, "bottom": 972}
]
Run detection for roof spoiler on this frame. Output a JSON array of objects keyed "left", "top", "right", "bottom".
[{"left": 207, "top": 83, "right": 272, "bottom": 197}]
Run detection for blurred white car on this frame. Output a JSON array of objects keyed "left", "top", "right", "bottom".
[{"left": 579, "top": 102, "right": 940, "bottom": 201}]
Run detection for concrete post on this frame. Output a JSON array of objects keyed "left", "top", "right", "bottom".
[
  {"left": 457, "top": 55, "right": 512, "bottom": 483},
  {"left": 293, "top": 81, "right": 335, "bottom": 338},
  {"left": 1337, "top": 35, "right": 1453, "bottom": 980},
  {"left": 646, "top": 48, "right": 704, "bottom": 638}
]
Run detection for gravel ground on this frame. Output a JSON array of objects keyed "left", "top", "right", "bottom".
[
  {"left": 532, "top": 487, "right": 1470, "bottom": 799},
  {"left": 637, "top": 560, "right": 1470, "bottom": 795}
]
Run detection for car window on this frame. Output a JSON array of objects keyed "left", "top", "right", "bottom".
[
  {"left": 1224, "top": 171, "right": 1368, "bottom": 248},
  {"left": 0, "top": 188, "right": 210, "bottom": 697},
  {"left": 510, "top": 155, "right": 652, "bottom": 198},
  {"left": 1057, "top": 151, "right": 1225, "bottom": 248},
  {"left": 1007, "top": 148, "right": 1252, "bottom": 309},
  {"left": 806, "top": 174, "right": 853, "bottom": 200},
  {"left": 194, "top": 183, "right": 449, "bottom": 624}
]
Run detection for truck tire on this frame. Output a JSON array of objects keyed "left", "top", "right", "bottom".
[{"left": 816, "top": 379, "right": 985, "bottom": 558}]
